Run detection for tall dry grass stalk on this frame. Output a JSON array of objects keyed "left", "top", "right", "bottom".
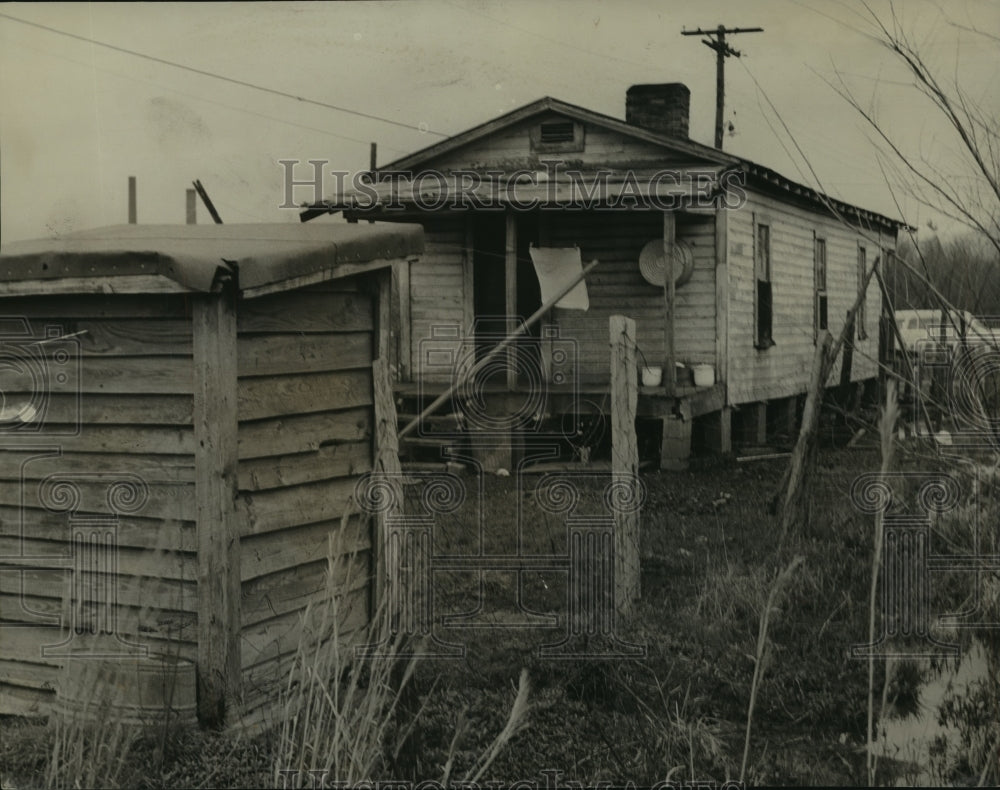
[
  {"left": 274, "top": 519, "right": 425, "bottom": 786},
  {"left": 866, "top": 380, "right": 899, "bottom": 786},
  {"left": 44, "top": 530, "right": 192, "bottom": 789},
  {"left": 45, "top": 670, "right": 138, "bottom": 790},
  {"left": 460, "top": 668, "right": 531, "bottom": 785},
  {"left": 739, "top": 554, "right": 805, "bottom": 784},
  {"left": 275, "top": 510, "right": 533, "bottom": 788}
]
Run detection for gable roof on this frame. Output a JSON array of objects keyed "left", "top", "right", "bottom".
[
  {"left": 383, "top": 95, "right": 737, "bottom": 172},
  {"left": 304, "top": 94, "right": 906, "bottom": 232}
]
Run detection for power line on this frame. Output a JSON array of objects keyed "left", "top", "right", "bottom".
[
  {"left": 0, "top": 11, "right": 448, "bottom": 138},
  {"left": 681, "top": 25, "right": 764, "bottom": 149},
  {"left": 2, "top": 35, "right": 411, "bottom": 153}
]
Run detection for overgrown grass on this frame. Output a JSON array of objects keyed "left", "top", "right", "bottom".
[{"left": 2, "top": 434, "right": 997, "bottom": 787}]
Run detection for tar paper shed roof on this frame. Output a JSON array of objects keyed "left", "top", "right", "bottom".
[{"left": 0, "top": 222, "right": 423, "bottom": 297}]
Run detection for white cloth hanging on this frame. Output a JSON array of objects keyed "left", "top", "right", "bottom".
[{"left": 529, "top": 245, "right": 590, "bottom": 310}]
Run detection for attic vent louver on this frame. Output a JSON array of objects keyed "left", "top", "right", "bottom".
[{"left": 539, "top": 121, "right": 576, "bottom": 143}]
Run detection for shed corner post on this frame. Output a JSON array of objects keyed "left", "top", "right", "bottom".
[{"left": 192, "top": 284, "right": 241, "bottom": 727}]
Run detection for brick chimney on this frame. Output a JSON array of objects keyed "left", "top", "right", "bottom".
[{"left": 625, "top": 83, "right": 690, "bottom": 140}]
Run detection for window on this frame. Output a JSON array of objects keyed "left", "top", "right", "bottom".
[
  {"left": 857, "top": 245, "right": 868, "bottom": 340},
  {"left": 754, "top": 222, "right": 774, "bottom": 349},
  {"left": 814, "top": 236, "right": 827, "bottom": 338}
]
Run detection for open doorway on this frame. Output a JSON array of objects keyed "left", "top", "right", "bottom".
[{"left": 471, "top": 212, "right": 542, "bottom": 386}]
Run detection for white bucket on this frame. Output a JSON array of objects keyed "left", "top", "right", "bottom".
[
  {"left": 692, "top": 364, "right": 715, "bottom": 388},
  {"left": 641, "top": 366, "right": 662, "bottom": 387}
]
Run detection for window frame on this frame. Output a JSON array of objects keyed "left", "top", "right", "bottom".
[
  {"left": 754, "top": 219, "right": 775, "bottom": 350},
  {"left": 814, "top": 235, "right": 828, "bottom": 340},
  {"left": 857, "top": 244, "right": 868, "bottom": 340}
]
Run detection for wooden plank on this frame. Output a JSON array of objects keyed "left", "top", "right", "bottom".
[
  {"left": 237, "top": 369, "right": 372, "bottom": 422},
  {"left": 0, "top": 275, "right": 190, "bottom": 297},
  {"left": 505, "top": 211, "right": 517, "bottom": 391},
  {"left": 237, "top": 292, "right": 373, "bottom": 334},
  {"left": 0, "top": 681, "right": 53, "bottom": 716},
  {"left": 22, "top": 425, "right": 195, "bottom": 455},
  {"left": 242, "top": 562, "right": 370, "bottom": 634},
  {"left": 75, "top": 319, "right": 192, "bottom": 356},
  {"left": 371, "top": 356, "right": 400, "bottom": 614},
  {"left": 192, "top": 289, "right": 241, "bottom": 727},
  {"left": 610, "top": 315, "right": 640, "bottom": 617},
  {"left": 26, "top": 393, "right": 193, "bottom": 425},
  {"left": 239, "top": 476, "right": 358, "bottom": 535},
  {"left": 720, "top": 406, "right": 733, "bottom": 453},
  {"left": 0, "top": 479, "right": 195, "bottom": 522},
  {"left": 237, "top": 332, "right": 371, "bottom": 377},
  {"left": 239, "top": 584, "right": 369, "bottom": 672},
  {"left": 0, "top": 658, "right": 60, "bottom": 691},
  {"left": 778, "top": 332, "right": 832, "bottom": 542},
  {"left": 40, "top": 356, "right": 193, "bottom": 395},
  {"left": 0, "top": 506, "right": 196, "bottom": 552},
  {"left": 0, "top": 592, "right": 197, "bottom": 642},
  {"left": 243, "top": 590, "right": 369, "bottom": 684},
  {"left": 662, "top": 212, "right": 676, "bottom": 397},
  {"left": 238, "top": 408, "right": 371, "bottom": 460},
  {"left": 2, "top": 450, "right": 194, "bottom": 481},
  {"left": 0, "top": 569, "right": 197, "bottom": 613},
  {"left": 376, "top": 268, "right": 391, "bottom": 366},
  {"left": 239, "top": 258, "right": 396, "bottom": 300},
  {"left": 238, "top": 441, "right": 371, "bottom": 492},
  {"left": 240, "top": 517, "right": 370, "bottom": 585},
  {"left": 0, "top": 294, "right": 190, "bottom": 319}
]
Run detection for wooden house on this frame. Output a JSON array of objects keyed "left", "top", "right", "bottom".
[
  {"left": 0, "top": 221, "right": 423, "bottom": 726},
  {"left": 304, "top": 83, "right": 905, "bottom": 466}
]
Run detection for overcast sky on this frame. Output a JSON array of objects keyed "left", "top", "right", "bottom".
[{"left": 1, "top": 1, "right": 997, "bottom": 243}]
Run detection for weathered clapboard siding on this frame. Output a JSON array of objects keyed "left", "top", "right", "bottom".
[
  {"left": 0, "top": 298, "right": 199, "bottom": 715},
  {"left": 425, "top": 112, "right": 689, "bottom": 172},
  {"left": 0, "top": 623, "right": 198, "bottom": 715},
  {"left": 239, "top": 579, "right": 369, "bottom": 722},
  {"left": 548, "top": 210, "right": 717, "bottom": 383},
  {"left": 235, "top": 279, "right": 376, "bottom": 683},
  {"left": 725, "top": 189, "right": 888, "bottom": 405},
  {"left": 408, "top": 219, "right": 467, "bottom": 383},
  {"left": 0, "top": 222, "right": 420, "bottom": 724}
]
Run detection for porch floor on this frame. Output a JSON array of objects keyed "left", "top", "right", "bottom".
[{"left": 393, "top": 381, "right": 726, "bottom": 420}]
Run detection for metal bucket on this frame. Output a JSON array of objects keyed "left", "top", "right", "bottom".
[{"left": 56, "top": 653, "right": 197, "bottom": 728}]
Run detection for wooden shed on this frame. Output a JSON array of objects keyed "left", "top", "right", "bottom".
[
  {"left": 0, "top": 221, "right": 423, "bottom": 726},
  {"left": 305, "top": 83, "right": 906, "bottom": 466}
]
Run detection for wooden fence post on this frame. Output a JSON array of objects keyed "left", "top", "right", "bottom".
[
  {"left": 610, "top": 315, "right": 640, "bottom": 616},
  {"left": 779, "top": 331, "right": 832, "bottom": 542},
  {"left": 372, "top": 357, "right": 402, "bottom": 619}
]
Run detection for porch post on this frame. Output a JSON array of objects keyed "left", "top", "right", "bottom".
[
  {"left": 505, "top": 211, "right": 518, "bottom": 391},
  {"left": 663, "top": 211, "right": 676, "bottom": 397}
]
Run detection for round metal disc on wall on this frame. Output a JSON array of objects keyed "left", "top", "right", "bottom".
[{"left": 639, "top": 238, "right": 694, "bottom": 288}]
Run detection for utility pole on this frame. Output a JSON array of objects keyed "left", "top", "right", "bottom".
[{"left": 681, "top": 25, "right": 763, "bottom": 149}]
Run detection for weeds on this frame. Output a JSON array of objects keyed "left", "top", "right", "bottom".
[{"left": 739, "top": 554, "right": 805, "bottom": 784}]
